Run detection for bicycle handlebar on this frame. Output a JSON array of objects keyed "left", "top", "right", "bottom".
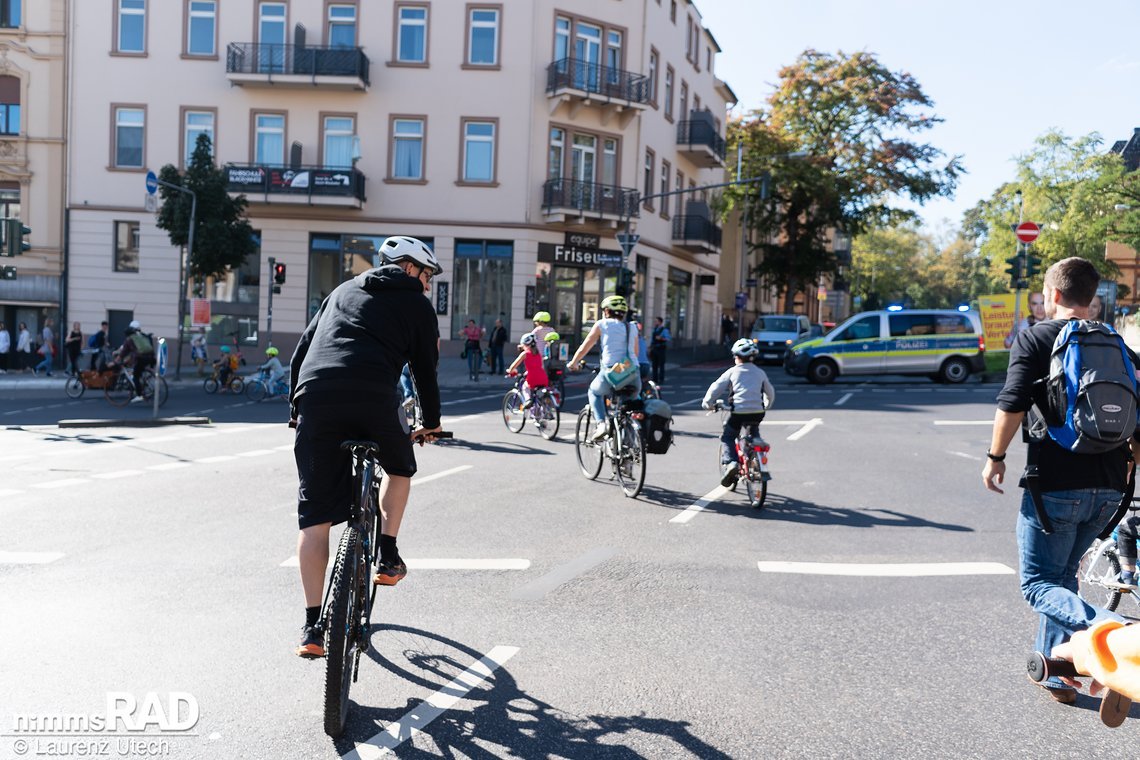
[
  {"left": 1027, "top": 651, "right": 1079, "bottom": 682},
  {"left": 413, "top": 430, "right": 453, "bottom": 444}
]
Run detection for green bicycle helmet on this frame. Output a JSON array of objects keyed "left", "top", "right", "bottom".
[
  {"left": 532, "top": 311, "right": 552, "bottom": 324},
  {"left": 600, "top": 295, "right": 627, "bottom": 313},
  {"left": 544, "top": 331, "right": 560, "bottom": 342}
]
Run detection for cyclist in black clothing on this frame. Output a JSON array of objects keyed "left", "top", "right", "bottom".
[{"left": 290, "top": 236, "right": 443, "bottom": 658}]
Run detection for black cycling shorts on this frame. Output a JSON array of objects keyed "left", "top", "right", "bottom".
[{"left": 294, "top": 391, "right": 417, "bottom": 529}]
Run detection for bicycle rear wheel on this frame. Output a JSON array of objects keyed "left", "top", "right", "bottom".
[
  {"left": 744, "top": 452, "right": 767, "bottom": 509},
  {"left": 65, "top": 377, "right": 85, "bottom": 399},
  {"left": 104, "top": 372, "right": 133, "bottom": 406},
  {"left": 551, "top": 377, "right": 566, "bottom": 409},
  {"left": 141, "top": 372, "right": 168, "bottom": 407},
  {"left": 324, "top": 526, "right": 363, "bottom": 738},
  {"left": 1078, "top": 539, "right": 1122, "bottom": 612},
  {"left": 501, "top": 389, "right": 525, "bottom": 433},
  {"left": 615, "top": 418, "right": 646, "bottom": 498},
  {"left": 574, "top": 407, "right": 604, "bottom": 480},
  {"left": 228, "top": 376, "right": 245, "bottom": 394},
  {"left": 246, "top": 379, "right": 268, "bottom": 402},
  {"left": 536, "top": 394, "right": 560, "bottom": 440}
]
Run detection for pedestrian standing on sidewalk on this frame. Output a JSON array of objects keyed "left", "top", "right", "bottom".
[
  {"left": 64, "top": 322, "right": 83, "bottom": 376},
  {"left": 650, "top": 316, "right": 671, "bottom": 386},
  {"left": 88, "top": 321, "right": 108, "bottom": 370},
  {"left": 40, "top": 318, "right": 55, "bottom": 374},
  {"left": 0, "top": 321, "right": 9, "bottom": 373},
  {"left": 459, "top": 319, "right": 484, "bottom": 381},
  {"left": 488, "top": 318, "right": 508, "bottom": 376},
  {"left": 982, "top": 256, "right": 1138, "bottom": 705},
  {"left": 16, "top": 322, "right": 31, "bottom": 372}
]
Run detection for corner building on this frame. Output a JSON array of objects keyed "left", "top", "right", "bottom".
[{"left": 67, "top": 0, "right": 733, "bottom": 357}]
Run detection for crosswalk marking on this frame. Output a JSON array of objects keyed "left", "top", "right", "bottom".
[
  {"left": 756, "top": 561, "right": 1015, "bottom": 577},
  {"left": 0, "top": 551, "right": 64, "bottom": 564}
]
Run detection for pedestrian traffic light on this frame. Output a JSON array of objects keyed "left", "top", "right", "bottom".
[
  {"left": 273, "top": 262, "right": 287, "bottom": 285},
  {"left": 1025, "top": 254, "right": 1042, "bottom": 279},
  {"left": 614, "top": 267, "right": 634, "bottom": 296},
  {"left": 0, "top": 265, "right": 15, "bottom": 280},
  {"left": 5, "top": 218, "right": 29, "bottom": 256},
  {"left": 1004, "top": 254, "right": 1023, "bottom": 288}
]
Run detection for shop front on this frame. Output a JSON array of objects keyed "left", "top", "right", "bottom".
[{"left": 532, "top": 239, "right": 623, "bottom": 352}]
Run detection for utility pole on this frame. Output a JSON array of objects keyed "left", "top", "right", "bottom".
[{"left": 154, "top": 176, "right": 196, "bottom": 381}]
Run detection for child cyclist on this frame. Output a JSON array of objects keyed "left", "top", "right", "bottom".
[
  {"left": 506, "top": 333, "right": 549, "bottom": 409},
  {"left": 259, "top": 346, "right": 286, "bottom": 387},
  {"left": 701, "top": 338, "right": 776, "bottom": 487},
  {"left": 214, "top": 344, "right": 239, "bottom": 389}
]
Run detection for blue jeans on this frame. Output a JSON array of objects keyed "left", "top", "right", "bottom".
[
  {"left": 588, "top": 371, "right": 641, "bottom": 422},
  {"left": 34, "top": 353, "right": 52, "bottom": 374},
  {"left": 1016, "top": 487, "right": 1126, "bottom": 688},
  {"left": 489, "top": 344, "right": 505, "bottom": 375},
  {"left": 466, "top": 343, "right": 481, "bottom": 377}
]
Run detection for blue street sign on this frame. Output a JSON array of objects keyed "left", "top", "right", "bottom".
[
  {"left": 145, "top": 171, "right": 159, "bottom": 195},
  {"left": 156, "top": 338, "right": 168, "bottom": 377}
]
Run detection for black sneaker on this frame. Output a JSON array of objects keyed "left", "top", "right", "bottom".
[
  {"left": 374, "top": 559, "right": 408, "bottom": 587},
  {"left": 295, "top": 624, "right": 325, "bottom": 658},
  {"left": 720, "top": 462, "right": 740, "bottom": 487}
]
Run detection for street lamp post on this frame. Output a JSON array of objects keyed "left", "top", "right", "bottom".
[{"left": 153, "top": 177, "right": 197, "bottom": 382}]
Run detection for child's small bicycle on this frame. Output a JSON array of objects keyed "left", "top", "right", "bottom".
[
  {"left": 502, "top": 375, "right": 560, "bottom": 440},
  {"left": 711, "top": 400, "right": 771, "bottom": 509},
  {"left": 204, "top": 364, "right": 244, "bottom": 394},
  {"left": 245, "top": 370, "right": 289, "bottom": 402}
]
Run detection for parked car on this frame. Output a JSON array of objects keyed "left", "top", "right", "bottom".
[
  {"left": 784, "top": 309, "right": 985, "bottom": 384},
  {"left": 749, "top": 314, "right": 812, "bottom": 364}
]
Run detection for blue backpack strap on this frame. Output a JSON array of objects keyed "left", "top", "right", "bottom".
[{"left": 1049, "top": 320, "right": 1081, "bottom": 450}]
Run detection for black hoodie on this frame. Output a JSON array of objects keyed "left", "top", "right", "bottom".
[{"left": 289, "top": 265, "right": 441, "bottom": 428}]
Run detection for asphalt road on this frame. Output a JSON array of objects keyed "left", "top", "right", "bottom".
[{"left": 1, "top": 365, "right": 1135, "bottom": 759}]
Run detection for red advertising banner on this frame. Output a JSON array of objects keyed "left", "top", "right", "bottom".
[{"left": 190, "top": 298, "right": 211, "bottom": 328}]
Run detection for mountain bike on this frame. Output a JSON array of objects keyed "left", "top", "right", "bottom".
[
  {"left": 573, "top": 366, "right": 646, "bottom": 498},
  {"left": 1077, "top": 531, "right": 1140, "bottom": 613},
  {"left": 104, "top": 365, "right": 168, "bottom": 408},
  {"left": 501, "top": 376, "right": 560, "bottom": 440},
  {"left": 322, "top": 432, "right": 451, "bottom": 738},
  {"left": 711, "top": 400, "right": 771, "bottom": 509}
]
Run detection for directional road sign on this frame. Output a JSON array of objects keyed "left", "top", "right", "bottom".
[
  {"left": 615, "top": 233, "right": 640, "bottom": 257},
  {"left": 1015, "top": 221, "right": 1041, "bottom": 244}
]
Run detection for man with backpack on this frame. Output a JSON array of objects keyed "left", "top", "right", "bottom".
[
  {"left": 117, "top": 320, "right": 155, "bottom": 402},
  {"left": 982, "top": 257, "right": 1140, "bottom": 705}
]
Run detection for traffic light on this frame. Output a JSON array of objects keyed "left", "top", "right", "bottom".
[
  {"left": 273, "top": 262, "right": 287, "bottom": 285},
  {"left": 0, "top": 265, "right": 15, "bottom": 280},
  {"left": 5, "top": 218, "right": 29, "bottom": 256},
  {"left": 1025, "top": 254, "right": 1042, "bottom": 279},
  {"left": 1004, "top": 254, "right": 1023, "bottom": 288},
  {"left": 614, "top": 267, "right": 634, "bottom": 296}
]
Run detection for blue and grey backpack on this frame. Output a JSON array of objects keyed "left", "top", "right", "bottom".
[{"left": 1039, "top": 320, "right": 1138, "bottom": 454}]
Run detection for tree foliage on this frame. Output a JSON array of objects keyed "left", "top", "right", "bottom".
[
  {"left": 730, "top": 49, "right": 962, "bottom": 311},
  {"left": 155, "top": 133, "right": 257, "bottom": 283}
]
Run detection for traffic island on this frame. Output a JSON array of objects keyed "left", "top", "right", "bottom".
[{"left": 57, "top": 416, "right": 212, "bottom": 429}]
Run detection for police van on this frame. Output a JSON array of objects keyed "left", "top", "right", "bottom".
[{"left": 783, "top": 309, "right": 985, "bottom": 384}]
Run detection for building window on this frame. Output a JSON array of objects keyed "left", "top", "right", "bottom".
[
  {"left": 323, "top": 115, "right": 355, "bottom": 168},
  {"left": 0, "top": 0, "right": 20, "bottom": 29},
  {"left": 395, "top": 4, "right": 428, "bottom": 63},
  {"left": 114, "top": 221, "right": 140, "bottom": 273},
  {"left": 548, "top": 127, "right": 564, "bottom": 179},
  {"left": 554, "top": 16, "right": 570, "bottom": 61},
  {"left": 186, "top": 0, "right": 216, "bottom": 56},
  {"left": 113, "top": 107, "right": 145, "bottom": 168},
  {"left": 664, "top": 66, "right": 674, "bottom": 121},
  {"left": 670, "top": 0, "right": 676, "bottom": 23},
  {"left": 254, "top": 113, "right": 285, "bottom": 165},
  {"left": 257, "top": 2, "right": 286, "bottom": 72},
  {"left": 0, "top": 76, "right": 19, "bottom": 135},
  {"left": 685, "top": 16, "right": 692, "bottom": 61},
  {"left": 602, "top": 138, "right": 617, "bottom": 188},
  {"left": 116, "top": 0, "right": 146, "bottom": 54},
  {"left": 694, "top": 94, "right": 701, "bottom": 113},
  {"left": 327, "top": 4, "right": 356, "bottom": 48},
  {"left": 680, "top": 81, "right": 688, "bottom": 121},
  {"left": 643, "top": 148, "right": 655, "bottom": 210},
  {"left": 706, "top": 46, "right": 712, "bottom": 72},
  {"left": 461, "top": 119, "right": 496, "bottom": 183},
  {"left": 451, "top": 240, "right": 513, "bottom": 338},
  {"left": 183, "top": 110, "right": 214, "bottom": 166},
  {"left": 391, "top": 117, "right": 425, "bottom": 180},
  {"left": 648, "top": 48, "right": 659, "bottom": 106},
  {"left": 659, "top": 159, "right": 670, "bottom": 218},
  {"left": 466, "top": 6, "right": 500, "bottom": 67},
  {"left": 674, "top": 170, "right": 683, "bottom": 216}
]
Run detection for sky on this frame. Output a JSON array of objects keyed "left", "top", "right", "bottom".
[{"left": 696, "top": 0, "right": 1140, "bottom": 234}]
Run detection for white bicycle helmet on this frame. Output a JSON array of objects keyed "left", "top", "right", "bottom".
[
  {"left": 731, "top": 338, "right": 759, "bottom": 358},
  {"left": 521, "top": 333, "right": 538, "bottom": 347},
  {"left": 379, "top": 236, "right": 443, "bottom": 276}
]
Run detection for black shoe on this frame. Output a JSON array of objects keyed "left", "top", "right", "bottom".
[
  {"left": 295, "top": 624, "right": 325, "bottom": 658},
  {"left": 720, "top": 462, "right": 739, "bottom": 487}
]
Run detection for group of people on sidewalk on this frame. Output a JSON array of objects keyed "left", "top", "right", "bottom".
[{"left": 0, "top": 318, "right": 69, "bottom": 376}]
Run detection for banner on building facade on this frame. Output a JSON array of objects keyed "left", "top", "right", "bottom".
[
  {"left": 190, "top": 298, "right": 211, "bottom": 328},
  {"left": 537, "top": 243, "right": 622, "bottom": 268},
  {"left": 435, "top": 281, "right": 449, "bottom": 315}
]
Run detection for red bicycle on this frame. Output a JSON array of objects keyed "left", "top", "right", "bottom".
[{"left": 712, "top": 401, "right": 771, "bottom": 509}]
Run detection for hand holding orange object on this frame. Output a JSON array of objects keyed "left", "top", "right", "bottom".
[{"left": 1054, "top": 621, "right": 1140, "bottom": 702}]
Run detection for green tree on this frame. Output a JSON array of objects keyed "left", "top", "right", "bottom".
[
  {"left": 156, "top": 133, "right": 256, "bottom": 284},
  {"left": 731, "top": 49, "right": 962, "bottom": 312}
]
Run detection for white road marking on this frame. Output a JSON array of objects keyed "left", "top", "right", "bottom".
[
  {"left": 31, "top": 478, "right": 89, "bottom": 489},
  {"left": 949, "top": 451, "right": 983, "bottom": 461},
  {"left": 92, "top": 470, "right": 144, "bottom": 480},
  {"left": 145, "top": 435, "right": 180, "bottom": 443},
  {"left": 344, "top": 645, "right": 520, "bottom": 759},
  {"left": 673, "top": 397, "right": 708, "bottom": 408},
  {"left": 195, "top": 455, "right": 235, "bottom": 464},
  {"left": 147, "top": 462, "right": 192, "bottom": 471},
  {"left": 236, "top": 449, "right": 275, "bottom": 457},
  {"left": 274, "top": 444, "right": 293, "bottom": 451},
  {"left": 787, "top": 418, "right": 823, "bottom": 441},
  {"left": 0, "top": 551, "right": 64, "bottom": 564},
  {"left": 670, "top": 486, "right": 730, "bottom": 524},
  {"left": 412, "top": 465, "right": 473, "bottom": 486},
  {"left": 0, "top": 488, "right": 24, "bottom": 497},
  {"left": 446, "top": 413, "right": 491, "bottom": 423},
  {"left": 835, "top": 393, "right": 852, "bottom": 406},
  {"left": 756, "top": 560, "right": 1015, "bottom": 576},
  {"left": 218, "top": 425, "right": 257, "bottom": 434},
  {"left": 278, "top": 556, "right": 529, "bottom": 570},
  {"left": 440, "top": 393, "right": 503, "bottom": 406},
  {"left": 934, "top": 420, "right": 993, "bottom": 426},
  {"left": 182, "top": 431, "right": 218, "bottom": 439}
]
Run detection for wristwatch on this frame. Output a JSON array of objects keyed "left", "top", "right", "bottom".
[{"left": 986, "top": 450, "right": 1006, "bottom": 462}]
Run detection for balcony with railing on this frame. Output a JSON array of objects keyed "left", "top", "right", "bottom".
[
  {"left": 225, "top": 164, "right": 366, "bottom": 208},
  {"left": 672, "top": 215, "right": 722, "bottom": 254},
  {"left": 542, "top": 177, "right": 640, "bottom": 226},
  {"left": 677, "top": 112, "right": 727, "bottom": 168},
  {"left": 545, "top": 58, "right": 650, "bottom": 126},
  {"left": 226, "top": 42, "right": 370, "bottom": 90}
]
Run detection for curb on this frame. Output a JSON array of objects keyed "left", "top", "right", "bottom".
[{"left": 58, "top": 416, "right": 212, "bottom": 429}]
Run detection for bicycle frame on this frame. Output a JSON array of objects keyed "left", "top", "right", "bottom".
[{"left": 322, "top": 446, "right": 381, "bottom": 649}]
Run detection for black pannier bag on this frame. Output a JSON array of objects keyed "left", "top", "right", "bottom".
[{"left": 643, "top": 398, "right": 674, "bottom": 454}]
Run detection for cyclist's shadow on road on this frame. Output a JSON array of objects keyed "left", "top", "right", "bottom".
[
  {"left": 337, "top": 624, "right": 731, "bottom": 758},
  {"left": 746, "top": 494, "right": 973, "bottom": 532}
]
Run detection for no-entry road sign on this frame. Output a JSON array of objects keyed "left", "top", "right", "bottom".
[{"left": 1015, "top": 221, "right": 1041, "bottom": 244}]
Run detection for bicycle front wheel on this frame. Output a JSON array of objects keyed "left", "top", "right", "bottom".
[
  {"left": 141, "top": 372, "right": 168, "bottom": 407},
  {"left": 502, "top": 389, "right": 525, "bottom": 433},
  {"left": 615, "top": 418, "right": 646, "bottom": 498},
  {"left": 324, "top": 526, "right": 364, "bottom": 738},
  {"left": 203, "top": 377, "right": 219, "bottom": 394},
  {"left": 1078, "top": 539, "right": 1122, "bottom": 612},
  {"left": 228, "top": 376, "right": 245, "bottom": 394},
  {"left": 65, "top": 376, "right": 85, "bottom": 399},
  {"left": 574, "top": 407, "right": 604, "bottom": 480},
  {"left": 246, "top": 379, "right": 268, "bottom": 402},
  {"left": 536, "top": 395, "right": 560, "bottom": 440},
  {"left": 105, "top": 372, "right": 133, "bottom": 406}
]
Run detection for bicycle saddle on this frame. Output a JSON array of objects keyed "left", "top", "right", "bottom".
[{"left": 340, "top": 440, "right": 381, "bottom": 455}]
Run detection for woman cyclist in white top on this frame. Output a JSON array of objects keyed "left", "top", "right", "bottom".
[{"left": 569, "top": 294, "right": 640, "bottom": 441}]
